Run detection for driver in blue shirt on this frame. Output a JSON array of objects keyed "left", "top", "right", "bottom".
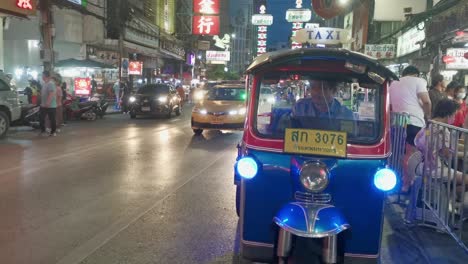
[{"left": 292, "top": 80, "right": 354, "bottom": 120}]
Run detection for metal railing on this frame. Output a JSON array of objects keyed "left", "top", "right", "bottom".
[
  {"left": 388, "top": 112, "right": 410, "bottom": 187},
  {"left": 407, "top": 120, "right": 468, "bottom": 253}
]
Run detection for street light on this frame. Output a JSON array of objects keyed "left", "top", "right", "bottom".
[
  {"left": 224, "top": 67, "right": 228, "bottom": 72},
  {"left": 231, "top": 33, "right": 236, "bottom": 39}
]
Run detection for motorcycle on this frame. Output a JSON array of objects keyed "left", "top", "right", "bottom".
[
  {"left": 63, "top": 97, "right": 98, "bottom": 121},
  {"left": 89, "top": 94, "right": 109, "bottom": 118}
]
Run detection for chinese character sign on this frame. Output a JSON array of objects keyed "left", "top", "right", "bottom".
[
  {"left": 193, "top": 16, "right": 220, "bottom": 35},
  {"left": 17, "top": 0, "right": 33, "bottom": 9},
  {"left": 365, "top": 44, "right": 395, "bottom": 59},
  {"left": 193, "top": 0, "right": 219, "bottom": 15}
]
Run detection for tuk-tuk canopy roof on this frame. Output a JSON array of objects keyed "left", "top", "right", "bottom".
[{"left": 246, "top": 48, "right": 398, "bottom": 82}]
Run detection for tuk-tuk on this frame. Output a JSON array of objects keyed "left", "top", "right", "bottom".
[{"left": 234, "top": 48, "right": 399, "bottom": 263}]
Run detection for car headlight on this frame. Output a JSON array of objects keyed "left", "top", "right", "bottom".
[
  {"left": 194, "top": 91, "right": 204, "bottom": 100},
  {"left": 374, "top": 168, "right": 397, "bottom": 191},
  {"left": 229, "top": 110, "right": 238, "bottom": 115},
  {"left": 158, "top": 96, "right": 167, "bottom": 103},
  {"left": 129, "top": 96, "right": 136, "bottom": 103},
  {"left": 238, "top": 107, "right": 246, "bottom": 115},
  {"left": 199, "top": 109, "right": 207, "bottom": 115},
  {"left": 299, "top": 162, "right": 329, "bottom": 192}
]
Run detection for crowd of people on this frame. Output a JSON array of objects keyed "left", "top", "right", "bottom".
[{"left": 389, "top": 65, "right": 468, "bottom": 193}]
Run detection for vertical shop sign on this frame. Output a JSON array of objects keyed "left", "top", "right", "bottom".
[
  {"left": 193, "top": 0, "right": 220, "bottom": 14},
  {"left": 193, "top": 16, "right": 220, "bottom": 35}
]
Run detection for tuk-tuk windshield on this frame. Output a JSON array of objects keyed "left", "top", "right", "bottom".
[{"left": 255, "top": 73, "right": 382, "bottom": 144}]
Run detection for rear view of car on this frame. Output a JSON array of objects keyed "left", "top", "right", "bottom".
[
  {"left": 128, "top": 84, "right": 182, "bottom": 119},
  {"left": 191, "top": 84, "right": 246, "bottom": 134}
]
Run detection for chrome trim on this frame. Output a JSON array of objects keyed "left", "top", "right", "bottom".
[
  {"left": 241, "top": 239, "right": 275, "bottom": 248},
  {"left": 344, "top": 253, "right": 379, "bottom": 258},
  {"left": 274, "top": 202, "right": 350, "bottom": 238},
  {"left": 295, "top": 192, "right": 331, "bottom": 204}
]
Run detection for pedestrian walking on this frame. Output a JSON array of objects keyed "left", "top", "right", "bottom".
[
  {"left": 428, "top": 73, "right": 446, "bottom": 115},
  {"left": 39, "top": 71, "right": 58, "bottom": 137},
  {"left": 52, "top": 74, "right": 63, "bottom": 129},
  {"left": 113, "top": 80, "right": 120, "bottom": 110}
]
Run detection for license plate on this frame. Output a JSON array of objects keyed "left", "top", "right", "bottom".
[
  {"left": 284, "top": 129, "right": 347, "bottom": 158},
  {"left": 211, "top": 116, "right": 224, "bottom": 124},
  {"left": 141, "top": 106, "right": 150, "bottom": 112}
]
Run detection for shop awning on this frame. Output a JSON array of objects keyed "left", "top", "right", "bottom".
[{"left": 55, "top": 58, "right": 115, "bottom": 69}]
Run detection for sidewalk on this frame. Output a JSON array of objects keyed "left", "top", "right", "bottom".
[{"left": 381, "top": 196, "right": 467, "bottom": 263}]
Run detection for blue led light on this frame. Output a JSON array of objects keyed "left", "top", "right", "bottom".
[
  {"left": 374, "top": 168, "right": 397, "bottom": 191},
  {"left": 236, "top": 157, "right": 258, "bottom": 179}
]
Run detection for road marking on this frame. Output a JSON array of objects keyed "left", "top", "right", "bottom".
[{"left": 55, "top": 147, "right": 230, "bottom": 264}]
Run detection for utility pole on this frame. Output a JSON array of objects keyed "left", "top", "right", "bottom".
[
  {"left": 39, "top": 0, "right": 54, "bottom": 71},
  {"left": 117, "top": 0, "right": 123, "bottom": 82}
]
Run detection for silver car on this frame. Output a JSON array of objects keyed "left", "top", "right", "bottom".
[{"left": 0, "top": 73, "right": 22, "bottom": 138}]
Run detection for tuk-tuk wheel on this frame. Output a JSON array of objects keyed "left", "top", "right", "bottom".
[
  {"left": 235, "top": 185, "right": 240, "bottom": 217},
  {"left": 193, "top": 129, "right": 203, "bottom": 135}
]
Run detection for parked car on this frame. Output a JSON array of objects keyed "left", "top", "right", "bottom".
[
  {"left": 0, "top": 73, "right": 22, "bottom": 138},
  {"left": 128, "top": 84, "right": 182, "bottom": 119}
]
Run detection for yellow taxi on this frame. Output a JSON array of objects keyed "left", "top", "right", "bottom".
[{"left": 191, "top": 84, "right": 247, "bottom": 134}]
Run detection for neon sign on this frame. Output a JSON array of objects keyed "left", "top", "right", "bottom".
[{"left": 16, "top": 0, "right": 33, "bottom": 9}]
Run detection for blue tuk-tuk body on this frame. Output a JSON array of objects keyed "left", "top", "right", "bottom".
[{"left": 235, "top": 48, "right": 398, "bottom": 263}]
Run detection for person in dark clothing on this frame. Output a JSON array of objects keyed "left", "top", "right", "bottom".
[
  {"left": 91, "top": 75, "right": 97, "bottom": 95},
  {"left": 24, "top": 85, "right": 33, "bottom": 104},
  {"left": 121, "top": 82, "right": 131, "bottom": 113},
  {"left": 428, "top": 74, "right": 446, "bottom": 116}
]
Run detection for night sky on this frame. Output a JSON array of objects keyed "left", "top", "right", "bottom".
[{"left": 266, "top": 0, "right": 312, "bottom": 45}]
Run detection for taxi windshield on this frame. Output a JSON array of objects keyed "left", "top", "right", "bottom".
[
  {"left": 255, "top": 72, "right": 383, "bottom": 144},
  {"left": 208, "top": 87, "right": 245, "bottom": 101}
]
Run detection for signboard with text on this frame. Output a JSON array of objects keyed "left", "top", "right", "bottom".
[
  {"left": 292, "top": 27, "right": 352, "bottom": 45},
  {"left": 206, "top": 50, "right": 230, "bottom": 62},
  {"left": 445, "top": 48, "right": 468, "bottom": 70},
  {"left": 252, "top": 14, "right": 273, "bottom": 26},
  {"left": 121, "top": 58, "right": 129, "bottom": 78},
  {"left": 365, "top": 44, "right": 395, "bottom": 59},
  {"left": 192, "top": 16, "right": 220, "bottom": 35},
  {"left": 0, "top": 0, "right": 36, "bottom": 16},
  {"left": 128, "top": 61, "right": 143, "bottom": 75},
  {"left": 193, "top": 0, "right": 219, "bottom": 14},
  {"left": 286, "top": 9, "right": 312, "bottom": 22},
  {"left": 397, "top": 23, "right": 425, "bottom": 57},
  {"left": 74, "top": 78, "right": 91, "bottom": 96}
]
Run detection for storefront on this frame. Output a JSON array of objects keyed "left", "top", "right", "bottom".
[{"left": 0, "top": 0, "right": 37, "bottom": 74}]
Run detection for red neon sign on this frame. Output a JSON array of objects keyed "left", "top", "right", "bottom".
[
  {"left": 17, "top": 0, "right": 33, "bottom": 10},
  {"left": 192, "top": 16, "right": 220, "bottom": 35},
  {"left": 129, "top": 61, "right": 143, "bottom": 75},
  {"left": 74, "top": 78, "right": 91, "bottom": 96},
  {"left": 193, "top": 0, "right": 219, "bottom": 14}
]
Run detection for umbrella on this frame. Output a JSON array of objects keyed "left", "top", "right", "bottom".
[{"left": 55, "top": 58, "right": 115, "bottom": 69}]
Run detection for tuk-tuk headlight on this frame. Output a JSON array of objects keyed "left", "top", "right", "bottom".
[
  {"left": 374, "top": 168, "right": 397, "bottom": 191},
  {"left": 300, "top": 162, "right": 329, "bottom": 192},
  {"left": 236, "top": 157, "right": 258, "bottom": 179}
]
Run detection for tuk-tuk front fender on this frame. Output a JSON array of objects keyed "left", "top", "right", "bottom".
[{"left": 274, "top": 202, "right": 350, "bottom": 238}]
